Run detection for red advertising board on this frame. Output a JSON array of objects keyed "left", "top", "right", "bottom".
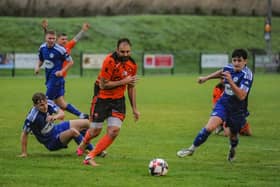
[{"left": 144, "top": 54, "right": 174, "bottom": 69}]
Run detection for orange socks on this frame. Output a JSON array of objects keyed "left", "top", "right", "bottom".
[
  {"left": 87, "top": 134, "right": 113, "bottom": 158},
  {"left": 83, "top": 130, "right": 92, "bottom": 144}
]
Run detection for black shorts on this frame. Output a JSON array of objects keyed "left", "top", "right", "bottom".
[{"left": 90, "top": 97, "right": 126, "bottom": 122}]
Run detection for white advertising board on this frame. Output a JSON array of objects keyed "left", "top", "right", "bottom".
[
  {"left": 201, "top": 54, "right": 229, "bottom": 68},
  {"left": 82, "top": 54, "right": 107, "bottom": 69}
]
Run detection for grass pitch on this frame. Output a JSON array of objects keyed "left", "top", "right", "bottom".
[{"left": 0, "top": 74, "right": 280, "bottom": 187}]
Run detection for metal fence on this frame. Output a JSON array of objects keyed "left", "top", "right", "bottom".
[{"left": 1, "top": 50, "right": 279, "bottom": 77}]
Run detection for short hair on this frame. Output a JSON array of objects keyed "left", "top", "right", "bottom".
[
  {"left": 232, "top": 49, "right": 248, "bottom": 59},
  {"left": 32, "top": 92, "right": 47, "bottom": 105},
  {"left": 57, "top": 33, "right": 67, "bottom": 38},
  {"left": 46, "top": 30, "right": 56, "bottom": 35},
  {"left": 117, "top": 38, "right": 131, "bottom": 48}
]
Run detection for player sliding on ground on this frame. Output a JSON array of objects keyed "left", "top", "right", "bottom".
[{"left": 18, "top": 92, "right": 93, "bottom": 157}]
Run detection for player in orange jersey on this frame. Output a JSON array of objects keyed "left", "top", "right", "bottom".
[
  {"left": 40, "top": 20, "right": 91, "bottom": 147},
  {"left": 213, "top": 79, "right": 252, "bottom": 136},
  {"left": 41, "top": 19, "right": 90, "bottom": 77},
  {"left": 77, "top": 38, "right": 140, "bottom": 167}
]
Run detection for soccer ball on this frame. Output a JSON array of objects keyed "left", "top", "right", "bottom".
[{"left": 148, "top": 158, "right": 168, "bottom": 176}]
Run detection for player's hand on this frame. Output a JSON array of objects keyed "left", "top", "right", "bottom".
[
  {"left": 197, "top": 76, "right": 207, "bottom": 84},
  {"left": 133, "top": 109, "right": 140, "bottom": 122},
  {"left": 17, "top": 153, "right": 27, "bottom": 158},
  {"left": 46, "top": 115, "right": 56, "bottom": 122},
  {"left": 55, "top": 71, "right": 63, "bottom": 77},
  {"left": 82, "top": 23, "right": 90, "bottom": 32},
  {"left": 34, "top": 67, "right": 40, "bottom": 75},
  {"left": 41, "top": 19, "right": 48, "bottom": 30},
  {"left": 222, "top": 71, "right": 232, "bottom": 82},
  {"left": 124, "top": 75, "right": 138, "bottom": 86}
]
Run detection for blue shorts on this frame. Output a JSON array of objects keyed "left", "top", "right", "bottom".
[
  {"left": 44, "top": 121, "right": 70, "bottom": 151},
  {"left": 46, "top": 80, "right": 65, "bottom": 100},
  {"left": 211, "top": 102, "right": 247, "bottom": 134}
]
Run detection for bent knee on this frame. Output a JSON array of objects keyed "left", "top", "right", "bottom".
[{"left": 70, "top": 128, "right": 80, "bottom": 137}]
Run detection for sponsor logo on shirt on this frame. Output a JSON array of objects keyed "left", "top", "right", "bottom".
[{"left": 44, "top": 60, "right": 54, "bottom": 69}]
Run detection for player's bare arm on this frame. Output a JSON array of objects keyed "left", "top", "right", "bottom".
[
  {"left": 46, "top": 108, "right": 65, "bottom": 122},
  {"left": 222, "top": 71, "right": 247, "bottom": 100},
  {"left": 41, "top": 19, "right": 48, "bottom": 34},
  {"left": 18, "top": 131, "right": 28, "bottom": 158},
  {"left": 198, "top": 69, "right": 223, "bottom": 84},
  {"left": 73, "top": 23, "right": 90, "bottom": 42},
  {"left": 55, "top": 59, "right": 74, "bottom": 77},
  {"left": 34, "top": 60, "right": 43, "bottom": 75},
  {"left": 128, "top": 86, "right": 140, "bottom": 122},
  {"left": 99, "top": 75, "right": 137, "bottom": 89}
]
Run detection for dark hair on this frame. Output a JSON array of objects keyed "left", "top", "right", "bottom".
[
  {"left": 57, "top": 33, "right": 67, "bottom": 38},
  {"left": 232, "top": 49, "right": 248, "bottom": 59},
  {"left": 117, "top": 38, "right": 131, "bottom": 48},
  {"left": 32, "top": 92, "right": 47, "bottom": 104}
]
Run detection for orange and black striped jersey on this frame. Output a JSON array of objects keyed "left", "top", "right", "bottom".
[{"left": 96, "top": 52, "right": 137, "bottom": 99}]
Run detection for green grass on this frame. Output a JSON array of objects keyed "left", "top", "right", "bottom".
[
  {"left": 1, "top": 16, "right": 279, "bottom": 76},
  {"left": 0, "top": 15, "right": 280, "bottom": 53},
  {"left": 0, "top": 74, "right": 280, "bottom": 187}
]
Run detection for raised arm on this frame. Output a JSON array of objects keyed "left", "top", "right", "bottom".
[
  {"left": 72, "top": 23, "right": 90, "bottom": 42},
  {"left": 41, "top": 19, "right": 48, "bottom": 35}
]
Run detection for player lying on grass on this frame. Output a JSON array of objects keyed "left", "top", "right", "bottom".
[{"left": 18, "top": 92, "right": 94, "bottom": 157}]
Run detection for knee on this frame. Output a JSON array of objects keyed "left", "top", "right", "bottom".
[
  {"left": 70, "top": 128, "right": 80, "bottom": 137},
  {"left": 89, "top": 128, "right": 101, "bottom": 138},
  {"left": 107, "top": 128, "right": 120, "bottom": 139}
]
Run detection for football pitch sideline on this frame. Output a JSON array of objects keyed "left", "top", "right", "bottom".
[{"left": 0, "top": 74, "right": 279, "bottom": 187}]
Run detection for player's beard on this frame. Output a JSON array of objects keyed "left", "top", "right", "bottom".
[{"left": 118, "top": 56, "right": 129, "bottom": 62}]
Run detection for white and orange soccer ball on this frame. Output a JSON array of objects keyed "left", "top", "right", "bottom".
[{"left": 148, "top": 158, "right": 168, "bottom": 176}]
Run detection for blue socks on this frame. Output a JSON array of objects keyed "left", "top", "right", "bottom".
[
  {"left": 73, "top": 134, "right": 94, "bottom": 151},
  {"left": 66, "top": 104, "right": 82, "bottom": 117},
  {"left": 193, "top": 128, "right": 211, "bottom": 147}
]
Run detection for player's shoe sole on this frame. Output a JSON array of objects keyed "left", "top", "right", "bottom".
[{"left": 177, "top": 148, "right": 194, "bottom": 157}]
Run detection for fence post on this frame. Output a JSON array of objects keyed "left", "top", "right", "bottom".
[
  {"left": 12, "top": 51, "right": 15, "bottom": 77},
  {"left": 199, "top": 52, "right": 202, "bottom": 74},
  {"left": 142, "top": 51, "right": 145, "bottom": 76},
  {"left": 252, "top": 51, "right": 255, "bottom": 73},
  {"left": 80, "top": 51, "right": 83, "bottom": 77}
]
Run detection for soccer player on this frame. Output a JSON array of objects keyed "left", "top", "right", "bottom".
[
  {"left": 77, "top": 38, "right": 140, "bottom": 167},
  {"left": 18, "top": 92, "right": 92, "bottom": 157},
  {"left": 35, "top": 29, "right": 88, "bottom": 120},
  {"left": 213, "top": 78, "right": 252, "bottom": 136},
  {"left": 177, "top": 49, "right": 253, "bottom": 162},
  {"left": 41, "top": 19, "right": 90, "bottom": 77}
]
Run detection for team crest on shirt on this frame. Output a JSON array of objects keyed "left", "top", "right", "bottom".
[
  {"left": 49, "top": 53, "right": 54, "bottom": 58},
  {"left": 233, "top": 77, "right": 238, "bottom": 82}
]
